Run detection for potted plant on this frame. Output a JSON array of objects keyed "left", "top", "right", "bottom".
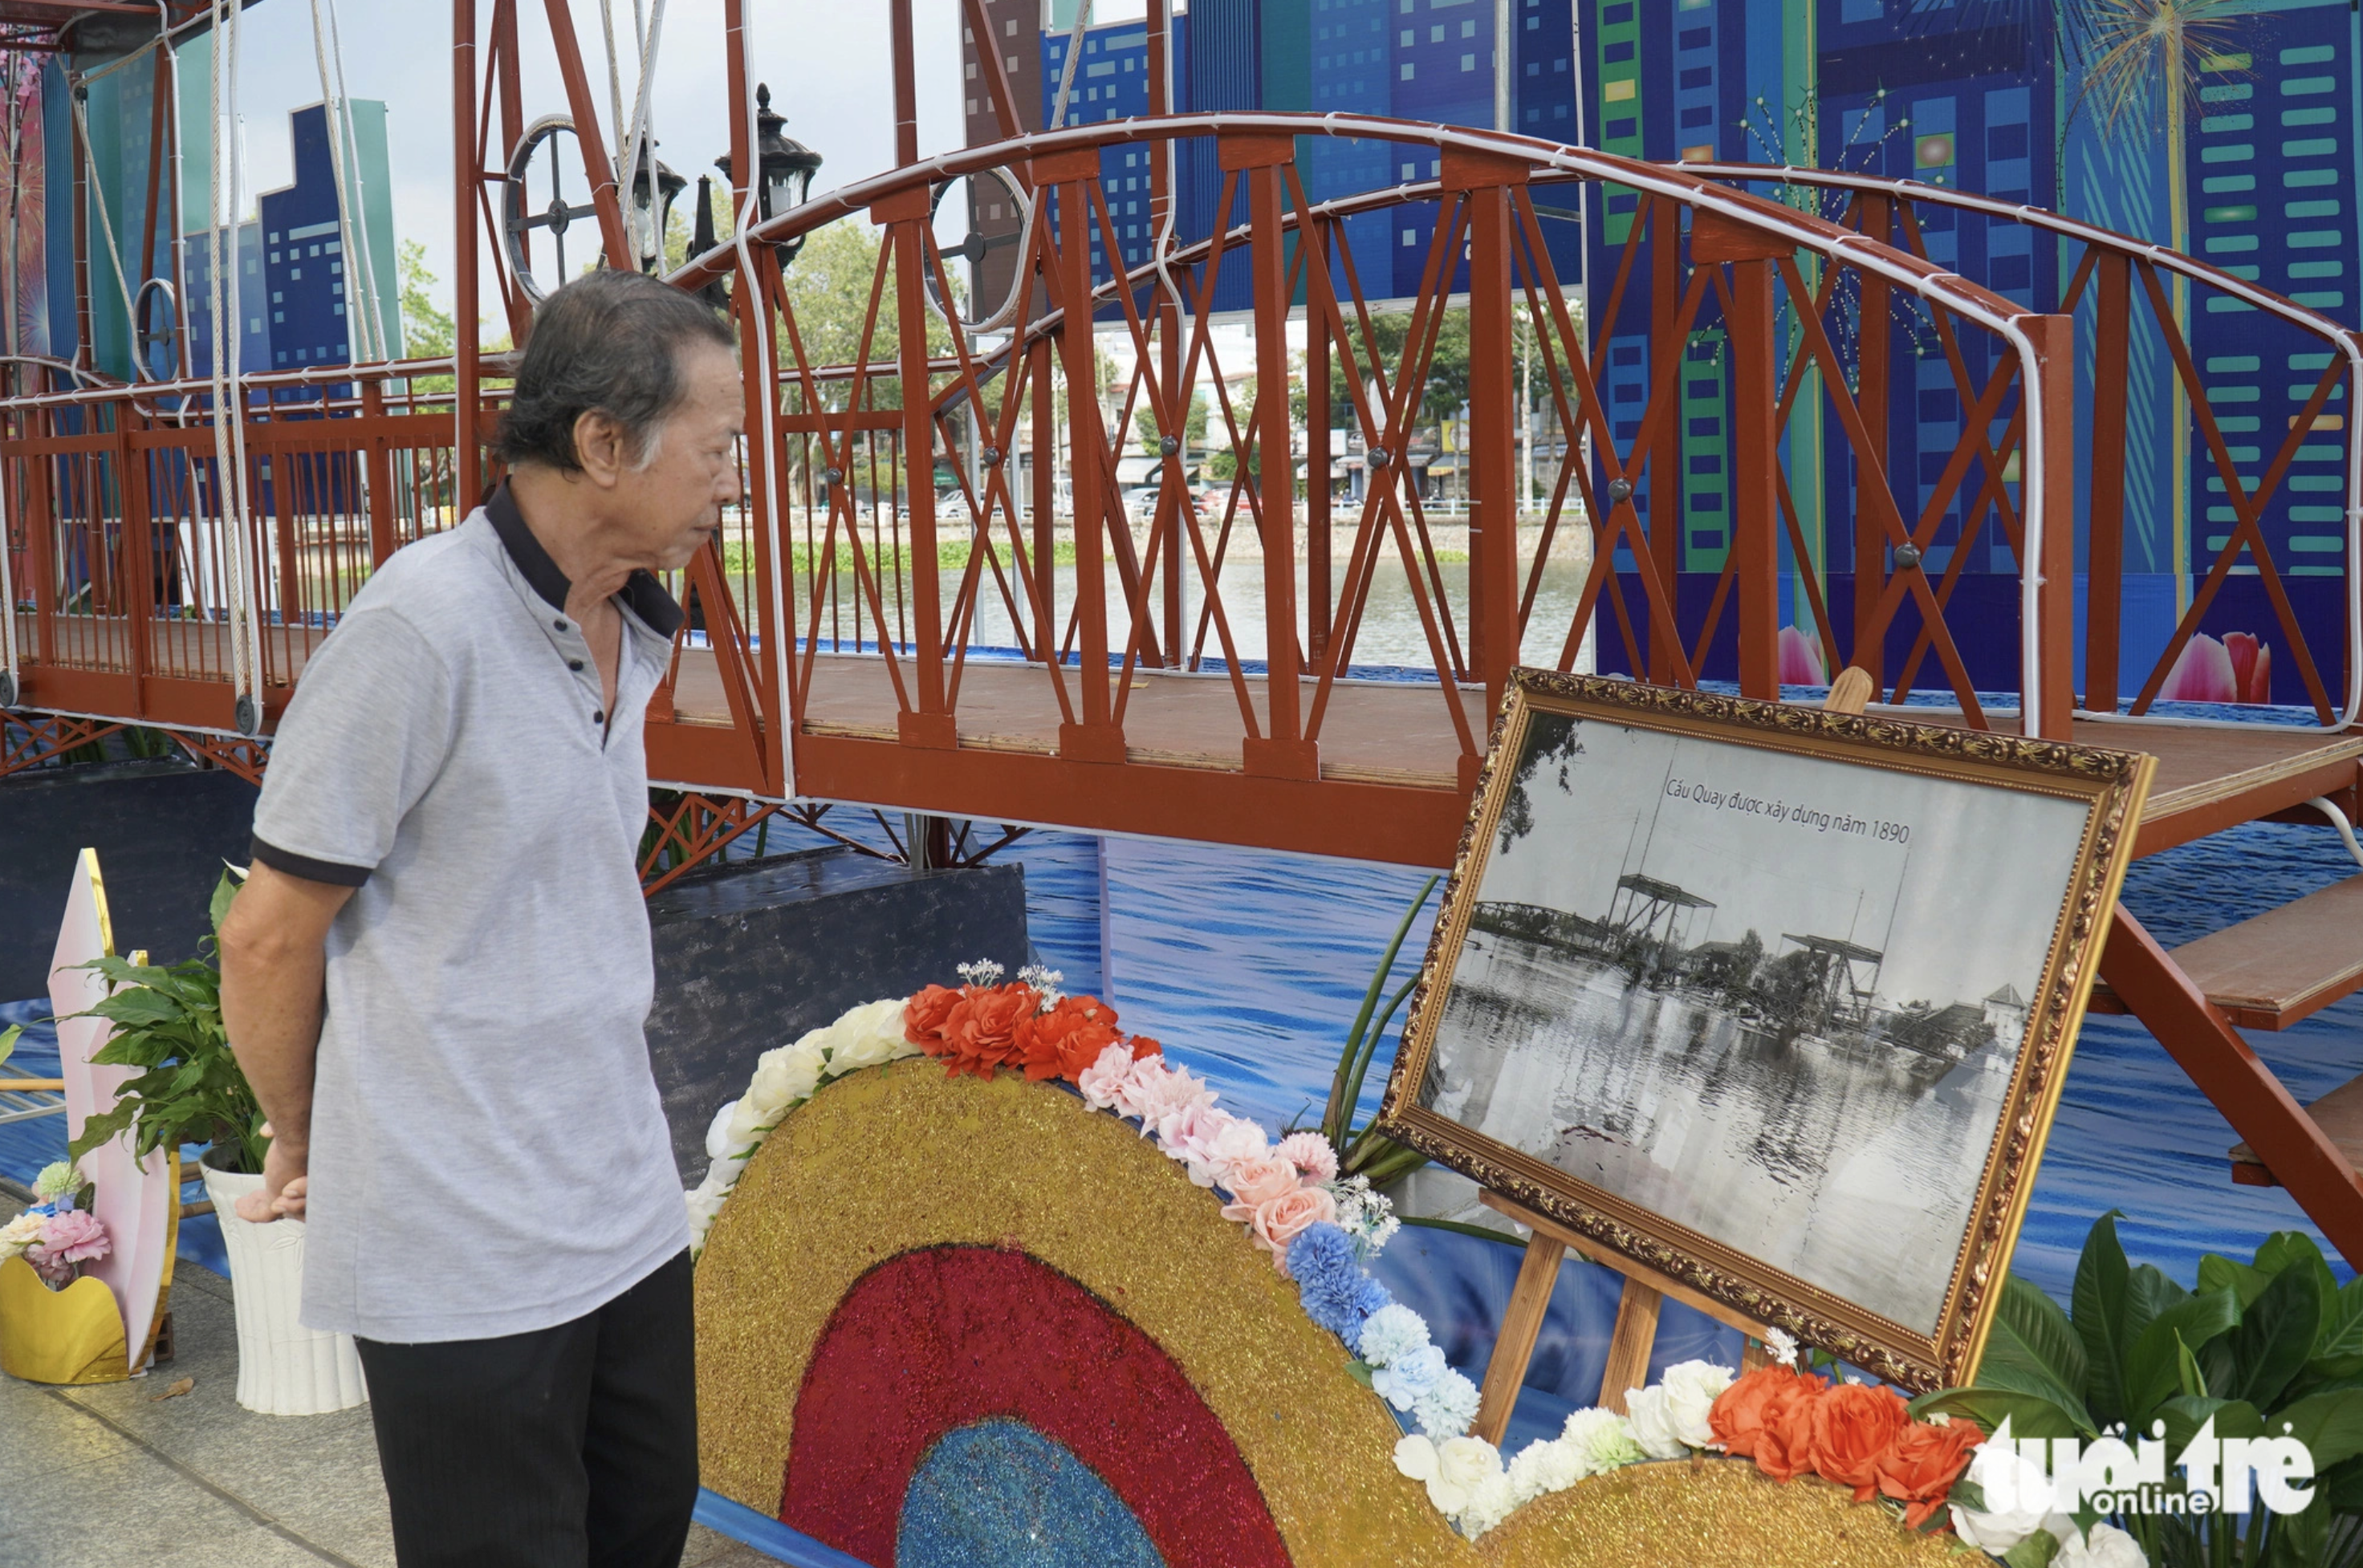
[{"left": 66, "top": 871, "right": 365, "bottom": 1416}]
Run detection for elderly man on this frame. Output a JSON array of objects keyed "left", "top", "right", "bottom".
[{"left": 218, "top": 269, "right": 742, "bottom": 1568}]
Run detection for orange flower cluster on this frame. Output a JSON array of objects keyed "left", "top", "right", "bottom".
[
  {"left": 1708, "top": 1365, "right": 1982, "bottom": 1529},
  {"left": 904, "top": 983, "right": 1158, "bottom": 1083}
]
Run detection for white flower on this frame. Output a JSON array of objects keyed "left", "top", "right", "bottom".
[
  {"left": 1763, "top": 1326, "right": 1799, "bottom": 1368},
  {"left": 0, "top": 1212, "right": 47, "bottom": 1261},
  {"left": 722, "top": 1094, "right": 771, "bottom": 1154},
  {"left": 2056, "top": 1521, "right": 2148, "bottom": 1568},
  {"left": 685, "top": 1179, "right": 730, "bottom": 1253},
  {"left": 1504, "top": 1436, "right": 1583, "bottom": 1505},
  {"left": 1393, "top": 1432, "right": 1501, "bottom": 1518},
  {"left": 1455, "top": 1470, "right": 1519, "bottom": 1539},
  {"left": 1657, "top": 1359, "right": 1735, "bottom": 1449},
  {"left": 1624, "top": 1383, "right": 1688, "bottom": 1460},
  {"left": 1356, "top": 1303, "right": 1431, "bottom": 1367},
  {"left": 746, "top": 1038, "right": 825, "bottom": 1117},
  {"left": 824, "top": 998, "right": 914, "bottom": 1073},
  {"left": 1949, "top": 1442, "right": 2059, "bottom": 1554},
  {"left": 1560, "top": 1407, "right": 1646, "bottom": 1475},
  {"left": 31, "top": 1162, "right": 76, "bottom": 1202}
]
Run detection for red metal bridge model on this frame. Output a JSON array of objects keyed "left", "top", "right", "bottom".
[{"left": 5, "top": 1, "right": 2363, "bottom": 1265}]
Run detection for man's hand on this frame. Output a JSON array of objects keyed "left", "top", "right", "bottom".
[
  {"left": 219, "top": 860, "right": 355, "bottom": 1225},
  {"left": 234, "top": 1121, "right": 309, "bottom": 1223}
]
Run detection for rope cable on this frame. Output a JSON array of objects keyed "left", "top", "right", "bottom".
[
  {"left": 323, "top": 0, "right": 385, "bottom": 361},
  {"left": 620, "top": 0, "right": 667, "bottom": 270},
  {"left": 205, "top": 0, "right": 258, "bottom": 726},
  {"left": 305, "top": 0, "right": 380, "bottom": 363},
  {"left": 67, "top": 91, "right": 145, "bottom": 366},
  {"left": 598, "top": 0, "right": 629, "bottom": 194},
  {"left": 1047, "top": 0, "right": 1093, "bottom": 132}
]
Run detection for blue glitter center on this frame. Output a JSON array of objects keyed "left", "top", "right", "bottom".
[{"left": 896, "top": 1418, "right": 1166, "bottom": 1568}]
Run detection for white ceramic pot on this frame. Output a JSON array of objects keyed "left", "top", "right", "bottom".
[{"left": 199, "top": 1152, "right": 368, "bottom": 1416}]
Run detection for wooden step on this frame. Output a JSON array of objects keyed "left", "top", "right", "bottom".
[
  {"left": 2089, "top": 875, "right": 2363, "bottom": 1030},
  {"left": 2232, "top": 1074, "right": 2363, "bottom": 1187}
]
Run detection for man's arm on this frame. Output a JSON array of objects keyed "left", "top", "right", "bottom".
[{"left": 218, "top": 860, "right": 356, "bottom": 1222}]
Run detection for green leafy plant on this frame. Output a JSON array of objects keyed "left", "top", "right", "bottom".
[
  {"left": 64, "top": 872, "right": 265, "bottom": 1176},
  {"left": 1915, "top": 1212, "right": 2363, "bottom": 1567},
  {"left": 1318, "top": 875, "right": 1438, "bottom": 1188}
]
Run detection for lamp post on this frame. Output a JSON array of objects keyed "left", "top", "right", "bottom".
[{"left": 714, "top": 83, "right": 822, "bottom": 270}]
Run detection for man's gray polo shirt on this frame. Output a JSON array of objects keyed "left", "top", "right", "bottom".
[{"left": 250, "top": 485, "right": 690, "bottom": 1343}]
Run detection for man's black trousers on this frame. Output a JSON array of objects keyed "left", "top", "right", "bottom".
[{"left": 355, "top": 1250, "right": 699, "bottom": 1568}]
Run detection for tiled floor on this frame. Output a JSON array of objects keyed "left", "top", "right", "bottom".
[{"left": 0, "top": 1211, "right": 775, "bottom": 1568}]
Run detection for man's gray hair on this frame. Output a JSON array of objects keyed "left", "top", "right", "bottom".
[{"left": 490, "top": 270, "right": 734, "bottom": 474}]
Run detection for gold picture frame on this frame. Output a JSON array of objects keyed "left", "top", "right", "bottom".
[{"left": 1373, "top": 671, "right": 2154, "bottom": 1391}]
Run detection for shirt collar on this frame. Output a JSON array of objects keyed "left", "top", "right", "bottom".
[{"left": 485, "top": 481, "right": 686, "bottom": 639}]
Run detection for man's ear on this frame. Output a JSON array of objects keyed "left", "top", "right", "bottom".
[{"left": 571, "top": 409, "right": 628, "bottom": 487}]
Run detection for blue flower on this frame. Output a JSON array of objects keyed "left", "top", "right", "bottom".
[
  {"left": 1372, "top": 1343, "right": 1447, "bottom": 1412},
  {"left": 1290, "top": 1223, "right": 1378, "bottom": 1343}
]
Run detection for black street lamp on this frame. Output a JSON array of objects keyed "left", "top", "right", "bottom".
[
  {"left": 714, "top": 83, "right": 823, "bottom": 269},
  {"left": 628, "top": 141, "right": 687, "bottom": 275}
]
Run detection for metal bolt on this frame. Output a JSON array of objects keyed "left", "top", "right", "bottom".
[
  {"left": 982, "top": 446, "right": 1003, "bottom": 467},
  {"left": 1893, "top": 541, "right": 1923, "bottom": 571},
  {"left": 1371, "top": 445, "right": 1391, "bottom": 467},
  {"left": 1159, "top": 435, "right": 1179, "bottom": 457},
  {"left": 824, "top": 467, "right": 844, "bottom": 485},
  {"left": 1607, "top": 477, "right": 1634, "bottom": 504}
]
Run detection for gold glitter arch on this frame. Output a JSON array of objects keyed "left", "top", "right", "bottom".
[{"left": 693, "top": 1062, "right": 1967, "bottom": 1568}]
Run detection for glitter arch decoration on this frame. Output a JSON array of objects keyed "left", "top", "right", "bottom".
[
  {"left": 692, "top": 1064, "right": 1467, "bottom": 1568},
  {"left": 692, "top": 1058, "right": 1970, "bottom": 1567}
]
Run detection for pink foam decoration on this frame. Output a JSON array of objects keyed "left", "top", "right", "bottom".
[{"left": 50, "top": 849, "right": 175, "bottom": 1371}]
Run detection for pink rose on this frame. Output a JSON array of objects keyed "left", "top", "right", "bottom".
[
  {"left": 1155, "top": 1099, "right": 1242, "bottom": 1186},
  {"left": 1253, "top": 1186, "right": 1339, "bottom": 1268},
  {"left": 1275, "top": 1130, "right": 1340, "bottom": 1184},
  {"left": 1076, "top": 1042, "right": 1137, "bottom": 1111},
  {"left": 1219, "top": 1153, "right": 1303, "bottom": 1217},
  {"left": 1200, "top": 1117, "right": 1271, "bottom": 1189}
]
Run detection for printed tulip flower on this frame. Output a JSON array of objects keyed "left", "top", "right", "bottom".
[
  {"left": 1777, "top": 625, "right": 1828, "bottom": 687},
  {"left": 2161, "top": 631, "right": 2271, "bottom": 704}
]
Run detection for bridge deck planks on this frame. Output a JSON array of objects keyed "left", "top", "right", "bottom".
[{"left": 14, "top": 619, "right": 2361, "bottom": 844}]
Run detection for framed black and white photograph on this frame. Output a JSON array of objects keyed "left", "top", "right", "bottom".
[{"left": 1373, "top": 672, "right": 2154, "bottom": 1389}]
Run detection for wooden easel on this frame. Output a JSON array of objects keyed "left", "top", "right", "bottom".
[{"left": 1467, "top": 666, "right": 1876, "bottom": 1446}]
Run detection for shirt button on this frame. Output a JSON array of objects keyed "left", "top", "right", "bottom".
[
  {"left": 592, "top": 710, "right": 605, "bottom": 724},
  {"left": 554, "top": 618, "right": 568, "bottom": 632},
  {"left": 568, "top": 659, "right": 584, "bottom": 672}
]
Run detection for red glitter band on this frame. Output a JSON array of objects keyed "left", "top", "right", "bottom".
[{"left": 783, "top": 1245, "right": 1293, "bottom": 1566}]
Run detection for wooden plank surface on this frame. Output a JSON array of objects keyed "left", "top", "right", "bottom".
[
  {"left": 2233, "top": 1072, "right": 2363, "bottom": 1186},
  {"left": 17, "top": 623, "right": 2362, "bottom": 849},
  {"left": 2090, "top": 875, "right": 2363, "bottom": 1030}
]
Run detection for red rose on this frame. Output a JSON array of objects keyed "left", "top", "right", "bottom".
[
  {"left": 1874, "top": 1418, "right": 1984, "bottom": 1529},
  {"left": 1017, "top": 995, "right": 1123, "bottom": 1082},
  {"left": 1709, "top": 1365, "right": 1824, "bottom": 1460},
  {"left": 941, "top": 983, "right": 1036, "bottom": 1077},
  {"left": 904, "top": 985, "right": 962, "bottom": 1054},
  {"left": 1806, "top": 1382, "right": 1912, "bottom": 1499}
]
